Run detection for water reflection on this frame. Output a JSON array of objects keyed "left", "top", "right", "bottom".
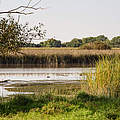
[
  {"left": 0, "top": 68, "right": 95, "bottom": 81},
  {"left": 0, "top": 64, "right": 94, "bottom": 68}
]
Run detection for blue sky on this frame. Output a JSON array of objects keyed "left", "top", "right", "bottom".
[{"left": 0, "top": 0, "right": 120, "bottom": 42}]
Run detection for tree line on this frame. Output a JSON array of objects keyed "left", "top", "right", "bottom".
[{"left": 22, "top": 35, "right": 120, "bottom": 48}]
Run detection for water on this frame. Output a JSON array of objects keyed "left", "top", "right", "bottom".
[
  {"left": 0, "top": 86, "right": 33, "bottom": 97},
  {"left": 0, "top": 67, "right": 95, "bottom": 97}
]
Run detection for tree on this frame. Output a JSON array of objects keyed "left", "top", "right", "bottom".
[
  {"left": 0, "top": 15, "right": 46, "bottom": 55},
  {"left": 96, "top": 35, "right": 108, "bottom": 42},
  {"left": 0, "top": 0, "right": 46, "bottom": 54},
  {"left": 40, "top": 38, "right": 61, "bottom": 47},
  {"left": 69, "top": 38, "right": 82, "bottom": 47},
  {"left": 61, "top": 38, "right": 82, "bottom": 47},
  {"left": 61, "top": 42, "right": 71, "bottom": 47},
  {"left": 39, "top": 42, "right": 45, "bottom": 47},
  {"left": 82, "top": 37, "right": 96, "bottom": 44},
  {"left": 61, "top": 42, "right": 68, "bottom": 47},
  {"left": 110, "top": 36, "right": 120, "bottom": 48},
  {"left": 0, "top": 0, "right": 44, "bottom": 15},
  {"left": 82, "top": 35, "right": 110, "bottom": 44}
]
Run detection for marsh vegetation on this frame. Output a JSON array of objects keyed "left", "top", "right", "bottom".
[
  {"left": 0, "top": 55, "right": 120, "bottom": 120},
  {"left": 0, "top": 48, "right": 120, "bottom": 67}
]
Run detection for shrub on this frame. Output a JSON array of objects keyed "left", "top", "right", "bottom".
[{"left": 81, "top": 41, "right": 111, "bottom": 50}]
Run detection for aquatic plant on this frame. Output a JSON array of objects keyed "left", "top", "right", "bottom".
[
  {"left": 87, "top": 55, "right": 120, "bottom": 97},
  {"left": 0, "top": 54, "right": 99, "bottom": 67},
  {"left": 0, "top": 48, "right": 120, "bottom": 67}
]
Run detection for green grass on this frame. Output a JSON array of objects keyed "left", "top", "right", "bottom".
[{"left": 0, "top": 92, "right": 120, "bottom": 120}]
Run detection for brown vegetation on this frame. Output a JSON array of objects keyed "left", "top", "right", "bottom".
[
  {"left": 0, "top": 48, "right": 120, "bottom": 67},
  {"left": 20, "top": 47, "right": 120, "bottom": 56},
  {"left": 81, "top": 41, "right": 111, "bottom": 50}
]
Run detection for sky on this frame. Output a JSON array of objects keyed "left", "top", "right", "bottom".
[{"left": 0, "top": 0, "right": 120, "bottom": 43}]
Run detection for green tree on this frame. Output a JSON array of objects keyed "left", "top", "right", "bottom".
[
  {"left": 61, "top": 42, "right": 71, "bottom": 47},
  {"left": 82, "top": 37, "right": 96, "bottom": 44},
  {"left": 69, "top": 38, "right": 82, "bottom": 47},
  {"left": 40, "top": 38, "right": 61, "bottom": 47},
  {"left": 62, "top": 38, "right": 82, "bottom": 47},
  {"left": 110, "top": 36, "right": 120, "bottom": 48},
  {"left": 39, "top": 42, "right": 45, "bottom": 47},
  {"left": 96, "top": 35, "right": 108, "bottom": 41},
  {"left": 82, "top": 35, "right": 110, "bottom": 44},
  {"left": 61, "top": 42, "right": 68, "bottom": 47},
  {"left": 96, "top": 35, "right": 110, "bottom": 45}
]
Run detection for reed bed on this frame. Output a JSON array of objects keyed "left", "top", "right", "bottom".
[
  {"left": 87, "top": 55, "right": 120, "bottom": 97},
  {"left": 0, "top": 54, "right": 100, "bottom": 67},
  {"left": 0, "top": 48, "right": 120, "bottom": 66}
]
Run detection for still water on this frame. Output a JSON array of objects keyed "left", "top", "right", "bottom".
[{"left": 0, "top": 67, "right": 95, "bottom": 97}]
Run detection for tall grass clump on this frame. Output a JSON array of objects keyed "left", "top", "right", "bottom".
[{"left": 87, "top": 55, "right": 120, "bottom": 97}]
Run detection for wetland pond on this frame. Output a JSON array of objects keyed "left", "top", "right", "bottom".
[{"left": 0, "top": 66, "right": 95, "bottom": 97}]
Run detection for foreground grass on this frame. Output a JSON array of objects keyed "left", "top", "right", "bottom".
[{"left": 0, "top": 92, "right": 120, "bottom": 120}]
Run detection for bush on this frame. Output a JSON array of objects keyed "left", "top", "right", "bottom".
[{"left": 81, "top": 41, "right": 111, "bottom": 50}]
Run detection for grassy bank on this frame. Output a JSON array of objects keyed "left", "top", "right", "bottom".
[
  {"left": 0, "top": 93, "right": 120, "bottom": 120},
  {"left": 0, "top": 48, "right": 120, "bottom": 67}
]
